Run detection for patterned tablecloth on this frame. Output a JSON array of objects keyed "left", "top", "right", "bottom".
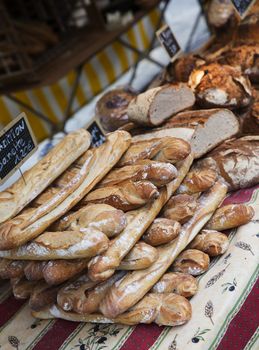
[{"left": 0, "top": 185, "right": 258, "bottom": 350}]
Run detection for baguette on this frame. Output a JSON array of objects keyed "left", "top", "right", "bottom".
[
  {"left": 24, "top": 261, "right": 47, "bottom": 281},
  {"left": 195, "top": 136, "right": 259, "bottom": 191},
  {"left": 98, "top": 160, "right": 178, "bottom": 188},
  {"left": 162, "top": 194, "right": 198, "bottom": 224},
  {"left": 172, "top": 249, "right": 210, "bottom": 276},
  {"left": 188, "top": 229, "right": 229, "bottom": 256},
  {"left": 88, "top": 154, "right": 193, "bottom": 282},
  {"left": 34, "top": 293, "right": 192, "bottom": 326},
  {"left": 127, "top": 84, "right": 195, "bottom": 126},
  {"left": 0, "top": 129, "right": 91, "bottom": 224},
  {"left": 100, "top": 180, "right": 227, "bottom": 318},
  {"left": 118, "top": 137, "right": 190, "bottom": 166},
  {"left": 0, "top": 131, "right": 131, "bottom": 250},
  {"left": 57, "top": 272, "right": 125, "bottom": 314},
  {"left": 0, "top": 229, "right": 109, "bottom": 260},
  {"left": 119, "top": 242, "right": 158, "bottom": 270},
  {"left": 177, "top": 169, "right": 217, "bottom": 194},
  {"left": 0, "top": 259, "right": 27, "bottom": 279},
  {"left": 151, "top": 272, "right": 198, "bottom": 298},
  {"left": 79, "top": 180, "right": 159, "bottom": 211},
  {"left": 29, "top": 281, "right": 60, "bottom": 311},
  {"left": 205, "top": 204, "right": 254, "bottom": 230},
  {"left": 142, "top": 218, "right": 181, "bottom": 246},
  {"left": 11, "top": 277, "right": 38, "bottom": 299},
  {"left": 51, "top": 204, "right": 127, "bottom": 238}
]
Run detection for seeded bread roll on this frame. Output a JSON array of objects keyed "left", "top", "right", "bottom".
[
  {"left": 162, "top": 194, "right": 198, "bottom": 224},
  {"left": 151, "top": 272, "right": 198, "bottom": 297},
  {"left": 188, "top": 229, "right": 229, "bottom": 256},
  {"left": 142, "top": 218, "right": 181, "bottom": 246},
  {"left": 172, "top": 249, "right": 210, "bottom": 276}
]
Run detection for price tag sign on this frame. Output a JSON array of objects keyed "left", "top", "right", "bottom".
[
  {"left": 156, "top": 24, "right": 181, "bottom": 61},
  {"left": 0, "top": 112, "right": 37, "bottom": 184},
  {"left": 230, "top": 0, "right": 256, "bottom": 18},
  {"left": 86, "top": 119, "right": 106, "bottom": 148}
]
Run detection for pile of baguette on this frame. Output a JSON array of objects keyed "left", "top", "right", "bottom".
[{"left": 0, "top": 2, "right": 259, "bottom": 328}]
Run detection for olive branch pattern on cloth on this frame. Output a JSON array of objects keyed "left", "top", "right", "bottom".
[{"left": 189, "top": 328, "right": 211, "bottom": 344}]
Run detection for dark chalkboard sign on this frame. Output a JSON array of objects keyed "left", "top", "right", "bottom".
[
  {"left": 86, "top": 119, "right": 106, "bottom": 148},
  {"left": 156, "top": 24, "right": 181, "bottom": 61},
  {"left": 230, "top": 0, "right": 256, "bottom": 18},
  {"left": 0, "top": 113, "right": 37, "bottom": 183}
]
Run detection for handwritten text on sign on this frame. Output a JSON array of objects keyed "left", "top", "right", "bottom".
[
  {"left": 156, "top": 24, "right": 181, "bottom": 60},
  {"left": 0, "top": 113, "right": 37, "bottom": 182},
  {"left": 87, "top": 120, "right": 106, "bottom": 148},
  {"left": 230, "top": 0, "right": 255, "bottom": 17}
]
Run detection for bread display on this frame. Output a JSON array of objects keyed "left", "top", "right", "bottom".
[
  {"left": 162, "top": 194, "right": 198, "bottom": 224},
  {"left": 189, "top": 63, "right": 252, "bottom": 109},
  {"left": 151, "top": 272, "right": 198, "bottom": 298},
  {"left": 172, "top": 249, "right": 210, "bottom": 276},
  {"left": 142, "top": 218, "right": 181, "bottom": 246},
  {"left": 188, "top": 229, "right": 229, "bottom": 256},
  {"left": 205, "top": 204, "right": 255, "bottom": 230},
  {"left": 127, "top": 84, "right": 195, "bottom": 126},
  {"left": 0, "top": 129, "right": 91, "bottom": 224}
]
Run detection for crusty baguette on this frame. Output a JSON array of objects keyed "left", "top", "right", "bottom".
[
  {"left": 100, "top": 180, "right": 227, "bottom": 318},
  {"left": 0, "top": 259, "right": 27, "bottom": 279},
  {"left": 57, "top": 272, "right": 125, "bottom": 314},
  {"left": 24, "top": 261, "right": 47, "bottom": 281},
  {"left": 88, "top": 154, "right": 193, "bottom": 282},
  {"left": 11, "top": 277, "right": 38, "bottom": 300},
  {"left": 118, "top": 242, "right": 158, "bottom": 270},
  {"left": 29, "top": 281, "right": 60, "bottom": 311},
  {"left": 98, "top": 160, "right": 178, "bottom": 188},
  {"left": 118, "top": 137, "right": 190, "bottom": 166},
  {"left": 195, "top": 136, "right": 259, "bottom": 191},
  {"left": 0, "top": 131, "right": 131, "bottom": 250},
  {"left": 151, "top": 272, "right": 198, "bottom": 298},
  {"left": 142, "top": 218, "right": 181, "bottom": 246},
  {"left": 127, "top": 84, "right": 195, "bottom": 126},
  {"left": 172, "top": 249, "right": 210, "bottom": 276},
  {"left": 0, "top": 129, "right": 91, "bottom": 224},
  {"left": 205, "top": 204, "right": 254, "bottom": 230},
  {"left": 50, "top": 204, "right": 126, "bottom": 238},
  {"left": 0, "top": 229, "right": 109, "bottom": 260},
  {"left": 177, "top": 168, "right": 217, "bottom": 194},
  {"left": 81, "top": 180, "right": 159, "bottom": 211},
  {"left": 33, "top": 293, "right": 192, "bottom": 326},
  {"left": 188, "top": 229, "right": 229, "bottom": 256},
  {"left": 162, "top": 194, "right": 198, "bottom": 224}
]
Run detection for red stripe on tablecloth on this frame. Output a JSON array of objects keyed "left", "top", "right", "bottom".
[
  {"left": 121, "top": 324, "right": 164, "bottom": 350},
  {"left": 0, "top": 295, "right": 25, "bottom": 327},
  {"left": 222, "top": 185, "right": 259, "bottom": 206},
  {"left": 33, "top": 319, "right": 79, "bottom": 350},
  {"left": 217, "top": 278, "right": 259, "bottom": 350}
]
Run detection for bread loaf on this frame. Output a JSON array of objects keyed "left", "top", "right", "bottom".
[
  {"left": 0, "top": 228, "right": 109, "bottom": 260},
  {"left": 0, "top": 131, "right": 131, "bottom": 250},
  {"left": 188, "top": 229, "right": 229, "bottom": 256},
  {"left": 207, "top": 0, "right": 234, "bottom": 27},
  {"left": 127, "top": 84, "right": 195, "bottom": 126},
  {"left": 151, "top": 272, "right": 198, "bottom": 298},
  {"left": 0, "top": 129, "right": 91, "bottom": 224},
  {"left": 205, "top": 204, "right": 254, "bottom": 230},
  {"left": 169, "top": 55, "right": 206, "bottom": 82},
  {"left": 51, "top": 204, "right": 127, "bottom": 238},
  {"left": 11, "top": 277, "right": 37, "bottom": 300},
  {"left": 81, "top": 180, "right": 159, "bottom": 211},
  {"left": 162, "top": 194, "right": 198, "bottom": 224},
  {"left": 29, "top": 281, "right": 60, "bottom": 311},
  {"left": 142, "top": 218, "right": 181, "bottom": 246},
  {"left": 33, "top": 292, "right": 192, "bottom": 326},
  {"left": 87, "top": 154, "right": 193, "bottom": 282},
  {"left": 24, "top": 261, "right": 47, "bottom": 281},
  {"left": 0, "top": 259, "right": 27, "bottom": 279},
  {"left": 177, "top": 169, "right": 217, "bottom": 194},
  {"left": 119, "top": 242, "right": 158, "bottom": 270},
  {"left": 195, "top": 136, "right": 259, "bottom": 191},
  {"left": 172, "top": 249, "right": 210, "bottom": 276},
  {"left": 100, "top": 180, "right": 227, "bottom": 318},
  {"left": 189, "top": 63, "right": 252, "bottom": 109}
]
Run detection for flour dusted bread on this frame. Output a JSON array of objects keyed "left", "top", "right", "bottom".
[
  {"left": 177, "top": 169, "right": 217, "bottom": 194},
  {"left": 162, "top": 194, "right": 198, "bottom": 224},
  {"left": 188, "top": 229, "right": 229, "bottom": 256},
  {"left": 29, "top": 281, "right": 60, "bottom": 311},
  {"left": 172, "top": 249, "right": 210, "bottom": 276},
  {"left": 127, "top": 84, "right": 195, "bottom": 126},
  {"left": 24, "top": 261, "right": 46, "bottom": 281},
  {"left": 0, "top": 228, "right": 109, "bottom": 260},
  {"left": 196, "top": 136, "right": 259, "bottom": 191},
  {"left": 142, "top": 218, "right": 181, "bottom": 246},
  {"left": 12, "top": 277, "right": 38, "bottom": 300},
  {"left": 0, "top": 129, "right": 91, "bottom": 224},
  {"left": 189, "top": 63, "right": 252, "bottom": 109},
  {"left": 119, "top": 242, "right": 158, "bottom": 270},
  {"left": 0, "top": 259, "right": 27, "bottom": 279},
  {"left": 0, "top": 131, "right": 131, "bottom": 250}
]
